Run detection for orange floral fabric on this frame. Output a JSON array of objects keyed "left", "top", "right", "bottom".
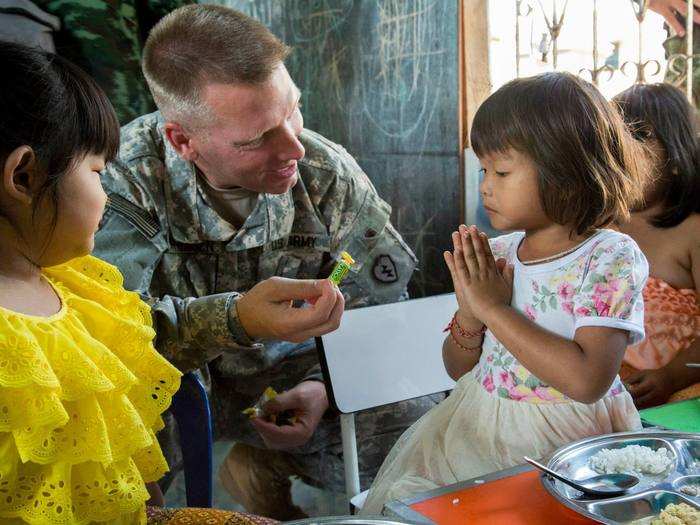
[
  {"left": 622, "top": 276, "right": 700, "bottom": 401},
  {"left": 624, "top": 276, "right": 699, "bottom": 370}
]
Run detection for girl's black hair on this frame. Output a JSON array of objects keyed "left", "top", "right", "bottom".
[
  {"left": 0, "top": 41, "right": 119, "bottom": 221},
  {"left": 471, "top": 72, "right": 647, "bottom": 235},
  {"left": 613, "top": 83, "right": 700, "bottom": 228}
]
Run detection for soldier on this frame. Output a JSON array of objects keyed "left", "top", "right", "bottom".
[{"left": 93, "top": 4, "right": 438, "bottom": 519}]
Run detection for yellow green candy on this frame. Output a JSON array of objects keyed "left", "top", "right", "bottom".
[{"left": 328, "top": 251, "right": 355, "bottom": 286}]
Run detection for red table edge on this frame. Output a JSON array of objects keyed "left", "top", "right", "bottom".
[{"left": 384, "top": 464, "right": 534, "bottom": 524}]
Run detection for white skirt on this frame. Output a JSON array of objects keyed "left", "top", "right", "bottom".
[{"left": 361, "top": 371, "right": 641, "bottom": 514}]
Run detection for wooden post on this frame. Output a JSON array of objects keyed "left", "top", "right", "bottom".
[{"left": 459, "top": 0, "right": 491, "bottom": 224}]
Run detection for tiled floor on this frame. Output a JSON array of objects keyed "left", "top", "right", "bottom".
[{"left": 164, "top": 440, "right": 348, "bottom": 517}]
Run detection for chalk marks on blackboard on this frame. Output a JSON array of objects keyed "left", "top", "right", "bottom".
[
  {"left": 220, "top": 0, "right": 461, "bottom": 297},
  {"left": 287, "top": 1, "right": 353, "bottom": 43},
  {"left": 359, "top": 0, "right": 447, "bottom": 145}
]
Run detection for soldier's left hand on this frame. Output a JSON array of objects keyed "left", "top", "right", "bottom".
[{"left": 250, "top": 380, "right": 329, "bottom": 449}]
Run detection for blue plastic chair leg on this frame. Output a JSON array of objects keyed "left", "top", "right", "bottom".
[{"left": 171, "top": 371, "right": 214, "bottom": 508}]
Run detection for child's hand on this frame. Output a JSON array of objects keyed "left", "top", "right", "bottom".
[
  {"left": 444, "top": 225, "right": 514, "bottom": 324},
  {"left": 444, "top": 226, "right": 477, "bottom": 321},
  {"left": 624, "top": 368, "right": 675, "bottom": 409}
]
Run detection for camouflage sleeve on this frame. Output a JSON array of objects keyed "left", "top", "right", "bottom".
[
  {"left": 95, "top": 161, "right": 263, "bottom": 373},
  {"left": 324, "top": 158, "right": 418, "bottom": 308},
  {"left": 147, "top": 291, "right": 263, "bottom": 373},
  {"left": 35, "top": 0, "right": 155, "bottom": 125},
  {"left": 663, "top": 28, "right": 700, "bottom": 108},
  {"left": 301, "top": 363, "right": 324, "bottom": 383}
]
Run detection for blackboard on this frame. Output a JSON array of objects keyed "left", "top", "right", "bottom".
[{"left": 222, "top": 0, "right": 461, "bottom": 297}]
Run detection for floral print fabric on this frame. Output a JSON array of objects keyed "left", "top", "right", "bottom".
[{"left": 474, "top": 230, "right": 648, "bottom": 404}]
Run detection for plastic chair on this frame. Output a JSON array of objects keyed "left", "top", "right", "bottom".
[
  {"left": 170, "top": 371, "right": 214, "bottom": 508},
  {"left": 317, "top": 293, "right": 458, "bottom": 511}
]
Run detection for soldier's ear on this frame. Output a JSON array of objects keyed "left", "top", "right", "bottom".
[
  {"left": 2, "top": 146, "right": 38, "bottom": 206},
  {"left": 164, "top": 122, "right": 199, "bottom": 162}
]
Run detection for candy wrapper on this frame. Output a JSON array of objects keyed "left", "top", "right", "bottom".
[
  {"left": 242, "top": 386, "right": 298, "bottom": 425},
  {"left": 328, "top": 251, "right": 355, "bottom": 286}
]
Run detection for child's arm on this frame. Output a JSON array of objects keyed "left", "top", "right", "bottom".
[
  {"left": 625, "top": 341, "right": 700, "bottom": 408},
  {"left": 442, "top": 226, "right": 509, "bottom": 381},
  {"left": 626, "top": 236, "right": 700, "bottom": 407},
  {"left": 456, "top": 226, "right": 643, "bottom": 404},
  {"left": 442, "top": 332, "right": 482, "bottom": 381},
  {"left": 483, "top": 308, "right": 628, "bottom": 403}
]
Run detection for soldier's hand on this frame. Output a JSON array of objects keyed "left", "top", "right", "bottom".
[
  {"left": 648, "top": 0, "right": 700, "bottom": 36},
  {"left": 237, "top": 277, "right": 345, "bottom": 343},
  {"left": 250, "top": 380, "right": 329, "bottom": 449}
]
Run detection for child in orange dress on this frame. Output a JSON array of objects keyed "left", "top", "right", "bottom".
[{"left": 614, "top": 83, "right": 700, "bottom": 408}]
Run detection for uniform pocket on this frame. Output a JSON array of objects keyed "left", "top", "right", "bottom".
[{"left": 275, "top": 254, "right": 302, "bottom": 278}]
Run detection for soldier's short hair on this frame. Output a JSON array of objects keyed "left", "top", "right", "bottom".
[
  {"left": 142, "top": 4, "right": 291, "bottom": 125},
  {"left": 471, "top": 72, "right": 648, "bottom": 236}
]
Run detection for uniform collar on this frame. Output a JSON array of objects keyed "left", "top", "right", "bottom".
[{"left": 160, "top": 122, "right": 294, "bottom": 250}]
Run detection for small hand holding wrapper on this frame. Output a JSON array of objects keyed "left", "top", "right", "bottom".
[{"left": 243, "top": 387, "right": 298, "bottom": 426}]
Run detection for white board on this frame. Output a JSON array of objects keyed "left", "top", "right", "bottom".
[{"left": 318, "top": 293, "right": 458, "bottom": 414}]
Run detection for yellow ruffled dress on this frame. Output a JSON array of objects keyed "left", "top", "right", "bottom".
[{"left": 0, "top": 256, "right": 181, "bottom": 524}]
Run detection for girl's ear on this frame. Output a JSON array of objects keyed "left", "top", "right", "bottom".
[{"left": 2, "top": 146, "right": 39, "bottom": 206}]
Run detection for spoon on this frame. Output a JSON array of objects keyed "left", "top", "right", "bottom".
[
  {"left": 686, "top": 363, "right": 700, "bottom": 368},
  {"left": 524, "top": 456, "right": 640, "bottom": 497}
]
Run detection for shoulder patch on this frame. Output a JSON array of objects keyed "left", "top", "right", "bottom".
[
  {"left": 106, "top": 194, "right": 160, "bottom": 239},
  {"left": 372, "top": 254, "right": 399, "bottom": 283}
]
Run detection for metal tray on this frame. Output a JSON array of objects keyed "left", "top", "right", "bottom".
[
  {"left": 286, "top": 518, "right": 417, "bottom": 525},
  {"left": 541, "top": 431, "right": 700, "bottom": 524}
]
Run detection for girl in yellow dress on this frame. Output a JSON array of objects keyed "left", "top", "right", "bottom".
[
  {"left": 0, "top": 41, "right": 279, "bottom": 525},
  {"left": 0, "top": 39, "right": 181, "bottom": 525}
]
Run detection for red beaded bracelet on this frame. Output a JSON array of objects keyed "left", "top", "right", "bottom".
[
  {"left": 448, "top": 327, "right": 483, "bottom": 351},
  {"left": 443, "top": 314, "right": 486, "bottom": 338},
  {"left": 443, "top": 314, "right": 485, "bottom": 351}
]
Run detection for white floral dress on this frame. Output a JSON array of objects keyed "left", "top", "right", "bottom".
[{"left": 361, "top": 229, "right": 647, "bottom": 514}]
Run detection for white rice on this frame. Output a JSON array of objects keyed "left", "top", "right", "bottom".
[{"left": 589, "top": 445, "right": 674, "bottom": 476}]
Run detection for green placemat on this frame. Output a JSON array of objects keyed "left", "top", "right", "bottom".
[{"left": 639, "top": 398, "right": 700, "bottom": 433}]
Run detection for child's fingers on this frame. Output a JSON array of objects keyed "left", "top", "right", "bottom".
[
  {"left": 480, "top": 232, "right": 497, "bottom": 271},
  {"left": 471, "top": 227, "right": 489, "bottom": 275},
  {"left": 503, "top": 263, "right": 515, "bottom": 289},
  {"left": 445, "top": 250, "right": 470, "bottom": 304},
  {"left": 452, "top": 231, "right": 470, "bottom": 280},
  {"left": 460, "top": 228, "right": 479, "bottom": 277},
  {"left": 444, "top": 251, "right": 457, "bottom": 282},
  {"left": 495, "top": 257, "right": 507, "bottom": 273}
]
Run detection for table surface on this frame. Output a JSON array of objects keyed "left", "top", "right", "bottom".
[
  {"left": 639, "top": 398, "right": 700, "bottom": 433},
  {"left": 385, "top": 465, "right": 597, "bottom": 525}
]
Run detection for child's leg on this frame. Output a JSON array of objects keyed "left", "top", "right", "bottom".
[{"left": 146, "top": 481, "right": 165, "bottom": 507}]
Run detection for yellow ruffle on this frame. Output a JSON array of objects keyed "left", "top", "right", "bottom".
[{"left": 0, "top": 256, "right": 181, "bottom": 524}]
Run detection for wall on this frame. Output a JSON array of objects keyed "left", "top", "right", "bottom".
[{"left": 221, "top": 0, "right": 462, "bottom": 297}]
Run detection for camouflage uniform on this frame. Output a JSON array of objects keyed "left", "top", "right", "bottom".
[
  {"left": 663, "top": 24, "right": 700, "bottom": 107},
  {"left": 33, "top": 0, "right": 191, "bottom": 124},
  {"left": 93, "top": 111, "right": 439, "bottom": 499}
]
